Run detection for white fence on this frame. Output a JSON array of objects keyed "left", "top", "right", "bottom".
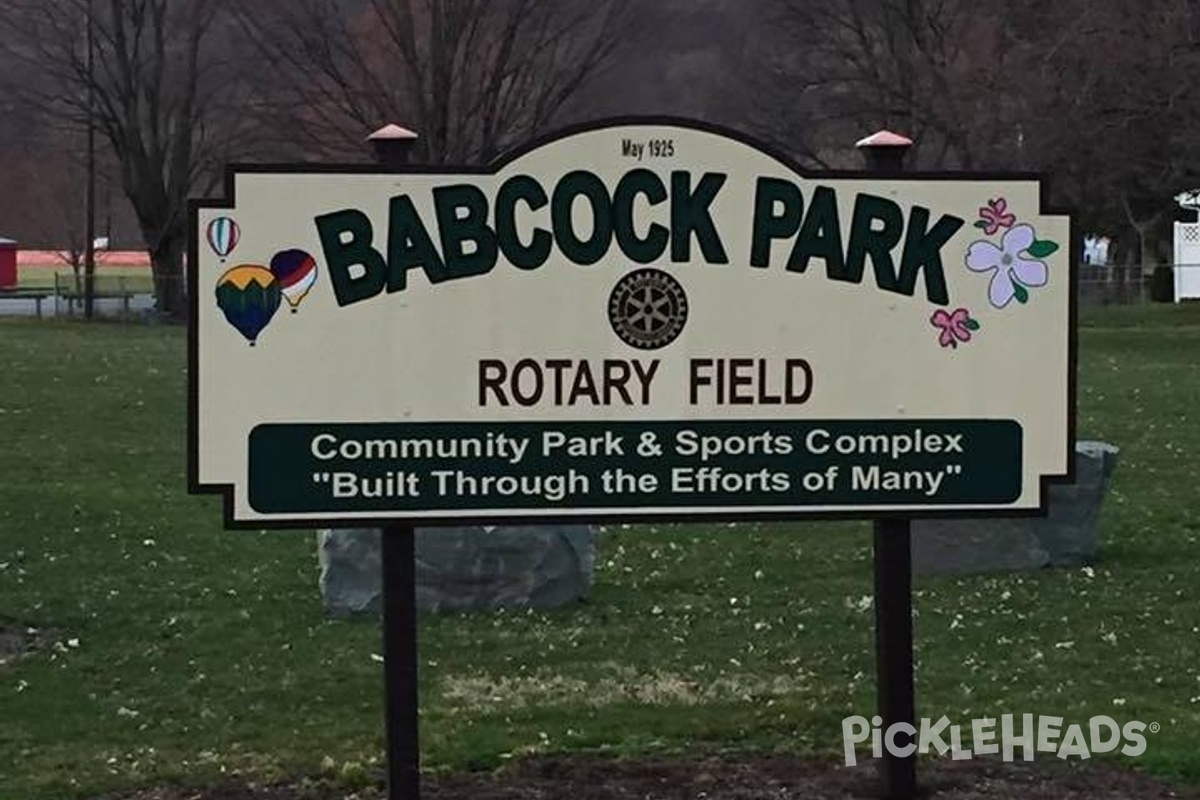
[{"left": 1174, "top": 223, "right": 1200, "bottom": 301}]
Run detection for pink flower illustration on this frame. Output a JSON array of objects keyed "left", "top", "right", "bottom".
[
  {"left": 977, "top": 198, "right": 1016, "bottom": 235},
  {"left": 965, "top": 224, "right": 1050, "bottom": 308},
  {"left": 930, "top": 307, "right": 978, "bottom": 349}
]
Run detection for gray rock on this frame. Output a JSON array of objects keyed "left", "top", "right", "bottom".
[
  {"left": 317, "top": 529, "right": 384, "bottom": 617},
  {"left": 1038, "top": 441, "right": 1120, "bottom": 567},
  {"left": 911, "top": 521, "right": 1052, "bottom": 575},
  {"left": 317, "top": 526, "right": 596, "bottom": 617},
  {"left": 912, "top": 441, "right": 1119, "bottom": 575}
]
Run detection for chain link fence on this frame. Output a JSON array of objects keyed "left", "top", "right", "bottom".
[
  {"left": 0, "top": 269, "right": 189, "bottom": 319},
  {"left": 1077, "top": 263, "right": 1196, "bottom": 307},
  {"left": 47, "top": 272, "right": 187, "bottom": 319}
]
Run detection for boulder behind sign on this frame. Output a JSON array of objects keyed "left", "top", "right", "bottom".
[
  {"left": 317, "top": 526, "right": 596, "bottom": 616},
  {"left": 911, "top": 441, "right": 1119, "bottom": 574}
]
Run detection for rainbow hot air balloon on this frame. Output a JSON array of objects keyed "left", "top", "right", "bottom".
[
  {"left": 269, "top": 249, "right": 319, "bottom": 312},
  {"left": 214, "top": 265, "right": 281, "bottom": 346},
  {"left": 206, "top": 216, "right": 241, "bottom": 259}
]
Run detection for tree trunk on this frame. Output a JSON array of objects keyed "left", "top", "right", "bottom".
[
  {"left": 70, "top": 256, "right": 82, "bottom": 295},
  {"left": 149, "top": 234, "right": 188, "bottom": 322}
]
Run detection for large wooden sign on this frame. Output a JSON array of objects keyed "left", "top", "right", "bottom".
[{"left": 188, "top": 119, "right": 1076, "bottom": 526}]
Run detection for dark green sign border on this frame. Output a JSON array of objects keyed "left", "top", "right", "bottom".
[{"left": 187, "top": 116, "right": 1078, "bottom": 530}]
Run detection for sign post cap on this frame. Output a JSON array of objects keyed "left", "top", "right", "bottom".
[
  {"left": 855, "top": 130, "right": 914, "bottom": 149},
  {"left": 856, "top": 130, "right": 913, "bottom": 173},
  {"left": 368, "top": 124, "right": 420, "bottom": 167},
  {"left": 368, "top": 124, "right": 420, "bottom": 142}
]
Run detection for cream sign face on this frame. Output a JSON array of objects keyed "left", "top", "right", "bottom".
[{"left": 188, "top": 119, "right": 1076, "bottom": 527}]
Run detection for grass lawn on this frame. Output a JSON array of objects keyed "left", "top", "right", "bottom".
[{"left": 1, "top": 305, "right": 1199, "bottom": 798}]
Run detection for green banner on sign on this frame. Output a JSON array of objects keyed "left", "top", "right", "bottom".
[{"left": 248, "top": 419, "right": 1021, "bottom": 514}]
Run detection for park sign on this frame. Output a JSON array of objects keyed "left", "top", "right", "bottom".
[{"left": 187, "top": 118, "right": 1077, "bottom": 527}]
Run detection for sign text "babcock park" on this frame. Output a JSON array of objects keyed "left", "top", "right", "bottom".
[{"left": 313, "top": 169, "right": 966, "bottom": 306}]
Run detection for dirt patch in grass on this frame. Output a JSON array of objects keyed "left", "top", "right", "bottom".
[
  {"left": 96, "top": 754, "right": 1200, "bottom": 799},
  {"left": 440, "top": 665, "right": 815, "bottom": 711}
]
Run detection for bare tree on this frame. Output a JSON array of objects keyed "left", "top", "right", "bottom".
[
  {"left": 0, "top": 136, "right": 90, "bottom": 294},
  {"left": 746, "top": 0, "right": 1015, "bottom": 170},
  {"left": 0, "top": 0, "right": 254, "bottom": 319},
  {"left": 1013, "top": 0, "right": 1200, "bottom": 261},
  {"left": 237, "top": 0, "right": 633, "bottom": 164},
  {"left": 754, "top": 0, "right": 1200, "bottom": 262},
  {"left": 36, "top": 148, "right": 90, "bottom": 295}
]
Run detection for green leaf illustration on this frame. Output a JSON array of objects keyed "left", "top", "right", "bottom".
[
  {"left": 964, "top": 318, "right": 981, "bottom": 331},
  {"left": 1026, "top": 240, "right": 1059, "bottom": 258},
  {"left": 974, "top": 220, "right": 990, "bottom": 230},
  {"left": 1014, "top": 283, "right": 1029, "bottom": 304}
]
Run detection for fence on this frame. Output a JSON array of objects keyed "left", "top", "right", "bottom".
[
  {"left": 1077, "top": 263, "right": 1198, "bottom": 307},
  {"left": 50, "top": 272, "right": 187, "bottom": 319}
]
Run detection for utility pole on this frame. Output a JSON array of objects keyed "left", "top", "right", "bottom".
[{"left": 83, "top": 0, "right": 96, "bottom": 319}]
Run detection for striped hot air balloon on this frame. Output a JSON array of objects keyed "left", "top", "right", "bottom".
[
  {"left": 206, "top": 216, "right": 241, "bottom": 259},
  {"left": 269, "top": 249, "right": 319, "bottom": 312}
]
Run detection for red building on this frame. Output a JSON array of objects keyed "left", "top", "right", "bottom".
[{"left": 0, "top": 238, "right": 16, "bottom": 289}]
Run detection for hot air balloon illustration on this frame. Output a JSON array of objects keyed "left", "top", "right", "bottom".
[
  {"left": 206, "top": 216, "right": 241, "bottom": 259},
  {"left": 269, "top": 248, "right": 319, "bottom": 313},
  {"left": 214, "top": 265, "right": 281, "bottom": 346}
]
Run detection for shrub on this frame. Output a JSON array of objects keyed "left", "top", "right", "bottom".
[{"left": 1149, "top": 265, "right": 1175, "bottom": 303}]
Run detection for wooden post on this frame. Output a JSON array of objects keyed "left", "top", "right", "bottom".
[
  {"left": 368, "top": 122, "right": 422, "bottom": 800},
  {"left": 856, "top": 129, "right": 918, "bottom": 800},
  {"left": 380, "top": 528, "right": 419, "bottom": 800}
]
